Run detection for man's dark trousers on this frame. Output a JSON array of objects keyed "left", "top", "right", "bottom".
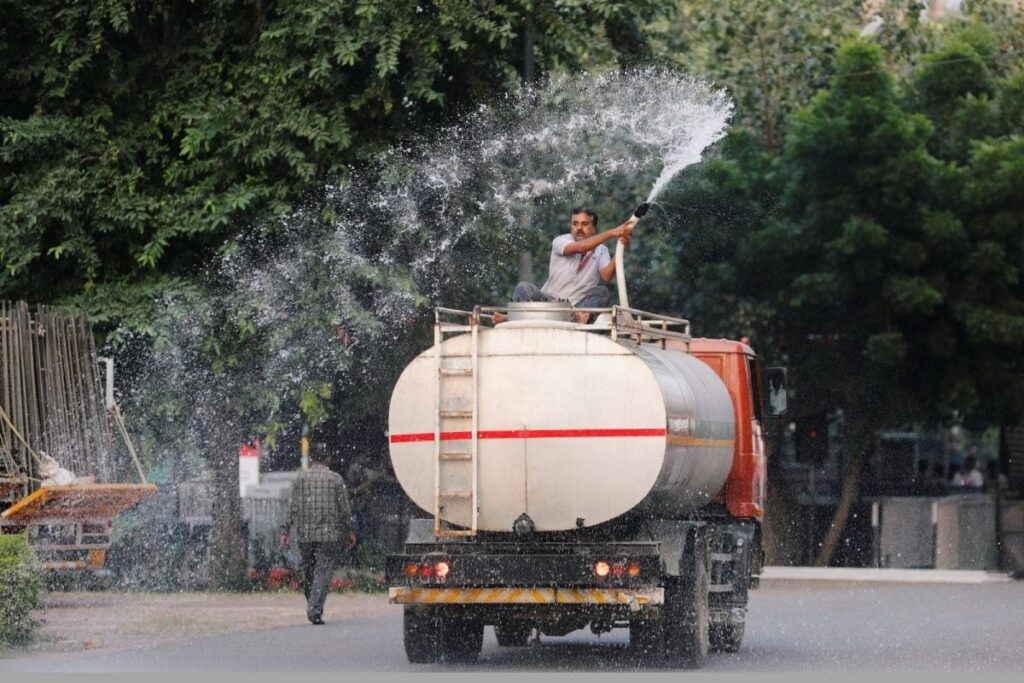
[{"left": 299, "top": 541, "right": 343, "bottom": 621}]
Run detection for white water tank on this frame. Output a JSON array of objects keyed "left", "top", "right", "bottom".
[{"left": 388, "top": 321, "right": 736, "bottom": 532}]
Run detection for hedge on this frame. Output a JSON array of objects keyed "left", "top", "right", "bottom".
[{"left": 0, "top": 534, "right": 44, "bottom": 645}]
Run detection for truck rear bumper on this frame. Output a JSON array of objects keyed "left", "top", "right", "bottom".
[{"left": 389, "top": 586, "right": 663, "bottom": 608}]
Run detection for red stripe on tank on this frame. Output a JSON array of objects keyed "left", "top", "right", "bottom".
[{"left": 389, "top": 428, "right": 667, "bottom": 443}]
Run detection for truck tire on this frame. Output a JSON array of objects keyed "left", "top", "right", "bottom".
[
  {"left": 403, "top": 607, "right": 441, "bottom": 663},
  {"left": 663, "top": 539, "right": 709, "bottom": 669},
  {"left": 439, "top": 614, "right": 484, "bottom": 663},
  {"left": 494, "top": 621, "right": 532, "bottom": 647},
  {"left": 709, "top": 622, "right": 745, "bottom": 653}
]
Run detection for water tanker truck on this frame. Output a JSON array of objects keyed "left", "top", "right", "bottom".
[
  {"left": 386, "top": 203, "right": 782, "bottom": 667},
  {"left": 385, "top": 295, "right": 785, "bottom": 667}
]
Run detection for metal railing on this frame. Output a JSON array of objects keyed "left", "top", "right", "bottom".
[{"left": 436, "top": 304, "right": 692, "bottom": 350}]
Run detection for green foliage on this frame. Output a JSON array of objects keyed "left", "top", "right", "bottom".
[
  {"left": 679, "top": 28, "right": 1022, "bottom": 564},
  {"left": 771, "top": 42, "right": 938, "bottom": 401},
  {"left": 0, "top": 0, "right": 674, "bottom": 325},
  {"left": 0, "top": 7, "right": 679, "bottom": 541},
  {"left": 0, "top": 535, "right": 44, "bottom": 645},
  {"left": 626, "top": 128, "right": 781, "bottom": 343},
  {"left": 105, "top": 512, "right": 196, "bottom": 591},
  {"left": 916, "top": 40, "right": 996, "bottom": 110},
  {"left": 738, "top": 33, "right": 1024, "bottom": 435},
  {"left": 914, "top": 38, "right": 998, "bottom": 160},
  {"left": 659, "top": 1, "right": 865, "bottom": 149},
  {"left": 652, "top": 0, "right": 1023, "bottom": 153},
  {"left": 354, "top": 539, "right": 388, "bottom": 575},
  {"left": 299, "top": 383, "right": 334, "bottom": 430}
]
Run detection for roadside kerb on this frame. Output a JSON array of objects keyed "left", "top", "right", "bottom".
[{"left": 761, "top": 566, "right": 1013, "bottom": 584}]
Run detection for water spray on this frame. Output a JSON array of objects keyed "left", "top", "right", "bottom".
[{"left": 616, "top": 202, "right": 651, "bottom": 310}]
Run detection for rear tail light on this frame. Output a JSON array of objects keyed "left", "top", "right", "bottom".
[
  {"left": 404, "top": 560, "right": 451, "bottom": 582},
  {"left": 595, "top": 559, "right": 642, "bottom": 580}
]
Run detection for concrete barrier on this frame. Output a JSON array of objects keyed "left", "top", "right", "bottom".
[
  {"left": 761, "top": 566, "right": 1012, "bottom": 583},
  {"left": 934, "top": 493, "right": 998, "bottom": 570}
]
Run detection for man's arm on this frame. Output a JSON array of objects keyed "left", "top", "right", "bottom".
[
  {"left": 280, "top": 483, "right": 299, "bottom": 546},
  {"left": 336, "top": 476, "right": 357, "bottom": 547},
  {"left": 336, "top": 479, "right": 353, "bottom": 523},
  {"left": 599, "top": 248, "right": 617, "bottom": 282},
  {"left": 596, "top": 222, "right": 634, "bottom": 281},
  {"left": 562, "top": 221, "right": 634, "bottom": 256}
]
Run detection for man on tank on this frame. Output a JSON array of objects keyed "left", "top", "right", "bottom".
[{"left": 509, "top": 206, "right": 634, "bottom": 324}]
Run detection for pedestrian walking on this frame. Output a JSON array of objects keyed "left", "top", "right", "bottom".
[{"left": 279, "top": 443, "right": 356, "bottom": 625}]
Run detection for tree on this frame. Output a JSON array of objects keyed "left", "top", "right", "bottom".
[
  {"left": 658, "top": 1, "right": 865, "bottom": 149},
  {"left": 748, "top": 36, "right": 1024, "bottom": 566},
  {"left": 1, "top": 1, "right": 676, "bottom": 585},
  {"left": 1, "top": 0, "right": 673, "bottom": 327},
  {"left": 623, "top": 128, "right": 780, "bottom": 341}
]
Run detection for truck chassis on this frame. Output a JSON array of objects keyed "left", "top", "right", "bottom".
[{"left": 387, "top": 516, "right": 760, "bottom": 667}]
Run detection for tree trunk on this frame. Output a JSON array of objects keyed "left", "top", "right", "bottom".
[
  {"left": 205, "top": 418, "right": 247, "bottom": 589},
  {"left": 763, "top": 473, "right": 805, "bottom": 566},
  {"left": 516, "top": 13, "right": 536, "bottom": 288},
  {"left": 813, "top": 424, "right": 871, "bottom": 567}
]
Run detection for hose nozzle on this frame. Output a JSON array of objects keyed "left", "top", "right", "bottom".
[{"left": 626, "top": 202, "right": 651, "bottom": 226}]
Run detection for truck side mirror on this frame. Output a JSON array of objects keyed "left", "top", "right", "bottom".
[{"left": 765, "top": 367, "right": 787, "bottom": 417}]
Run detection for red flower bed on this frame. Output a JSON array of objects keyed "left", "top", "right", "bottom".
[
  {"left": 265, "top": 566, "right": 293, "bottom": 590},
  {"left": 329, "top": 578, "right": 356, "bottom": 592}
]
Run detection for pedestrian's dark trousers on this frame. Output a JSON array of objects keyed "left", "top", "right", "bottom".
[{"left": 299, "top": 541, "right": 342, "bottom": 620}]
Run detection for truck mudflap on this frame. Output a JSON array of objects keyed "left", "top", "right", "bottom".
[{"left": 390, "top": 586, "right": 664, "bottom": 608}]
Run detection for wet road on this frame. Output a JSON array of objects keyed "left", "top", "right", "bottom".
[{"left": 3, "top": 581, "right": 1022, "bottom": 672}]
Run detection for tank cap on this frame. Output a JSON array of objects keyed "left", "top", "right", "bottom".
[
  {"left": 513, "top": 513, "right": 535, "bottom": 536},
  {"left": 505, "top": 301, "right": 573, "bottom": 323}
]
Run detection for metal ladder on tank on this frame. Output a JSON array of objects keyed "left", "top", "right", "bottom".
[{"left": 433, "top": 308, "right": 479, "bottom": 538}]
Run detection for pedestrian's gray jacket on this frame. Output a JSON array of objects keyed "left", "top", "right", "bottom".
[{"left": 283, "top": 463, "right": 354, "bottom": 543}]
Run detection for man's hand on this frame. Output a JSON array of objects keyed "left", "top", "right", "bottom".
[{"left": 613, "top": 221, "right": 634, "bottom": 246}]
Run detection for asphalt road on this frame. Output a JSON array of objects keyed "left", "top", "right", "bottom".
[{"left": 3, "top": 581, "right": 1022, "bottom": 672}]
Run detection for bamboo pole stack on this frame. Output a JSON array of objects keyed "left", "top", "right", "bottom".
[{"left": 0, "top": 301, "right": 115, "bottom": 501}]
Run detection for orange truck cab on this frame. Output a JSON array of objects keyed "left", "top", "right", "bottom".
[{"left": 687, "top": 338, "right": 770, "bottom": 520}]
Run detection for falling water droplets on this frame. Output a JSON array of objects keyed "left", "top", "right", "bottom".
[{"left": 117, "top": 66, "right": 731, "bottom": 522}]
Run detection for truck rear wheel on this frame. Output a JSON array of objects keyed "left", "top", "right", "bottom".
[
  {"left": 439, "top": 614, "right": 484, "bottom": 663},
  {"left": 494, "top": 620, "right": 532, "bottom": 647},
  {"left": 663, "top": 540, "right": 709, "bottom": 669},
  {"left": 403, "top": 607, "right": 440, "bottom": 663},
  {"left": 710, "top": 622, "right": 745, "bottom": 653}
]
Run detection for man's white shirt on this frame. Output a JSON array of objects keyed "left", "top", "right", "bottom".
[{"left": 540, "top": 234, "right": 611, "bottom": 305}]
